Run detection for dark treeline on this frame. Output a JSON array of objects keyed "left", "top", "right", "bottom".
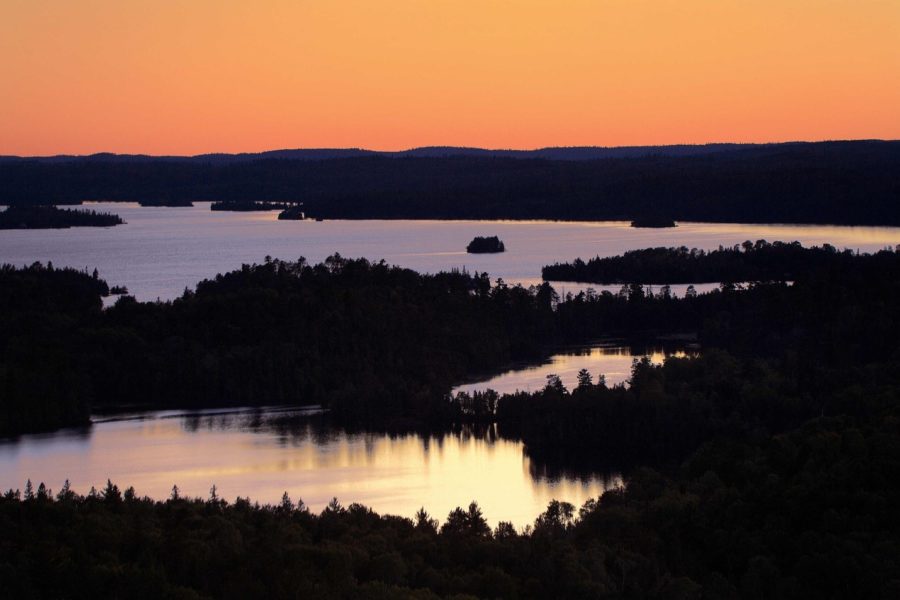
[
  {"left": 542, "top": 240, "right": 900, "bottom": 284},
  {"left": 0, "top": 205, "right": 124, "bottom": 229},
  {"left": 630, "top": 216, "right": 676, "bottom": 228},
  {"left": 4, "top": 248, "right": 900, "bottom": 596},
  {"left": 0, "top": 257, "right": 558, "bottom": 436},
  {"left": 138, "top": 198, "right": 194, "bottom": 207},
  {"left": 452, "top": 245, "right": 900, "bottom": 467},
  {"left": 210, "top": 200, "right": 298, "bottom": 211},
  {"left": 2, "top": 141, "right": 900, "bottom": 225},
  {"left": 5, "top": 246, "right": 900, "bottom": 439},
  {"left": 3, "top": 395, "right": 899, "bottom": 599},
  {"left": 0, "top": 264, "right": 109, "bottom": 431}
]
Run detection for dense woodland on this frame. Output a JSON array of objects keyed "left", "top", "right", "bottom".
[
  {"left": 2, "top": 141, "right": 900, "bottom": 225},
  {"left": 0, "top": 205, "right": 123, "bottom": 229},
  {"left": 542, "top": 240, "right": 900, "bottom": 283},
  {"left": 0, "top": 257, "right": 557, "bottom": 435},
  {"left": 2, "top": 245, "right": 900, "bottom": 597}
]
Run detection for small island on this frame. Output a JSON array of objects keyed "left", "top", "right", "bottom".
[
  {"left": 211, "top": 201, "right": 296, "bottom": 212},
  {"left": 466, "top": 235, "right": 506, "bottom": 253},
  {"left": 138, "top": 199, "right": 194, "bottom": 207},
  {"left": 0, "top": 205, "right": 124, "bottom": 229},
  {"left": 630, "top": 216, "right": 677, "bottom": 228},
  {"left": 277, "top": 206, "right": 307, "bottom": 220}
]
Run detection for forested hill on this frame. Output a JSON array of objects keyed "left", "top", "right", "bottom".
[
  {"left": 542, "top": 240, "right": 900, "bottom": 283},
  {"left": 0, "top": 258, "right": 558, "bottom": 436},
  {"left": 2, "top": 140, "right": 899, "bottom": 225},
  {"left": 0, "top": 141, "right": 778, "bottom": 164}
]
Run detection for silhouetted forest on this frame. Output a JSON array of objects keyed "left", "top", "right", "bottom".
[
  {"left": 3, "top": 244, "right": 899, "bottom": 444},
  {"left": 210, "top": 201, "right": 297, "bottom": 211},
  {"left": 0, "top": 257, "right": 558, "bottom": 436},
  {"left": 543, "top": 239, "right": 900, "bottom": 283},
  {"left": 451, "top": 243, "right": 900, "bottom": 467},
  {"left": 4, "top": 245, "right": 900, "bottom": 596},
  {"left": 3, "top": 141, "right": 900, "bottom": 224},
  {"left": 4, "top": 391, "right": 899, "bottom": 599},
  {"left": 0, "top": 205, "right": 123, "bottom": 229}
]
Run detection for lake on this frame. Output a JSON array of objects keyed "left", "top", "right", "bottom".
[
  {"left": 0, "top": 407, "right": 621, "bottom": 528},
  {"left": 2, "top": 205, "right": 900, "bottom": 525},
  {"left": 455, "top": 344, "right": 695, "bottom": 395},
  {"left": 0, "top": 340, "right": 674, "bottom": 527},
  {"left": 1, "top": 202, "right": 898, "bottom": 301}
]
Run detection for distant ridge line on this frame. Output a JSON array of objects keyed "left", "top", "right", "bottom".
[{"left": 2, "top": 139, "right": 895, "bottom": 164}]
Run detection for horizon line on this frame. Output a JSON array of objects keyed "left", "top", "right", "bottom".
[{"left": 2, "top": 138, "right": 897, "bottom": 161}]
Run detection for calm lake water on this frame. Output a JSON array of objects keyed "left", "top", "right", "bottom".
[
  {"left": 0, "top": 407, "right": 620, "bottom": 528},
  {"left": 455, "top": 344, "right": 693, "bottom": 395},
  {"left": 2, "top": 205, "right": 900, "bottom": 524},
  {"left": 1, "top": 202, "right": 898, "bottom": 301}
]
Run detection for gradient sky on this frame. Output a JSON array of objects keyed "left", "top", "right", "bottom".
[{"left": 2, "top": 0, "right": 898, "bottom": 155}]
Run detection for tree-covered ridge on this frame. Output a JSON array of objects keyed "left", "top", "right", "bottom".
[
  {"left": 4, "top": 245, "right": 900, "bottom": 438},
  {"left": 0, "top": 264, "right": 111, "bottom": 432},
  {"left": 542, "top": 240, "right": 900, "bottom": 284},
  {"left": 0, "top": 205, "right": 123, "bottom": 229},
  {"left": 2, "top": 141, "right": 900, "bottom": 225},
  {"left": 0, "top": 256, "right": 558, "bottom": 436}
]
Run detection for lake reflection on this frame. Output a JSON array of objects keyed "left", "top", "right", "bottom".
[
  {"left": 455, "top": 344, "right": 693, "bottom": 395},
  {"left": 0, "top": 407, "right": 620, "bottom": 527}
]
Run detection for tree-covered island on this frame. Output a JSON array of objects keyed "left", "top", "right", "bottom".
[
  {"left": 0, "top": 205, "right": 124, "bottom": 229},
  {"left": 466, "top": 236, "right": 506, "bottom": 253}
]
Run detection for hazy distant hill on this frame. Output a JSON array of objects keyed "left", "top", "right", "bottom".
[
  {"left": 2, "top": 140, "right": 899, "bottom": 226},
  {"left": 0, "top": 142, "right": 764, "bottom": 164}
]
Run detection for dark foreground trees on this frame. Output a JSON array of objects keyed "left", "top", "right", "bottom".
[
  {"left": 0, "top": 256, "right": 558, "bottom": 435},
  {"left": 3, "top": 400, "right": 899, "bottom": 599},
  {"left": 2, "top": 245, "right": 900, "bottom": 597}
]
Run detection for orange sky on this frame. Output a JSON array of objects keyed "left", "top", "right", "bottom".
[{"left": 1, "top": 0, "right": 898, "bottom": 155}]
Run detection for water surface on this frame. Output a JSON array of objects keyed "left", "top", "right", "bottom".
[
  {"left": 2, "top": 207, "right": 899, "bottom": 524},
  {"left": 455, "top": 344, "right": 693, "bottom": 395},
  {"left": 1, "top": 202, "right": 897, "bottom": 301},
  {"left": 0, "top": 407, "right": 619, "bottom": 527}
]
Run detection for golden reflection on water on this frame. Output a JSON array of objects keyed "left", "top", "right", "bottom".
[
  {"left": 0, "top": 410, "right": 619, "bottom": 528},
  {"left": 455, "top": 345, "right": 690, "bottom": 395}
]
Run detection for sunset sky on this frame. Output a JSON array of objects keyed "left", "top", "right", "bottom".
[{"left": 1, "top": 0, "right": 898, "bottom": 155}]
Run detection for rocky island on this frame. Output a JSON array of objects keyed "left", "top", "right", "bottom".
[
  {"left": 277, "top": 205, "right": 307, "bottom": 220},
  {"left": 466, "top": 236, "right": 506, "bottom": 253}
]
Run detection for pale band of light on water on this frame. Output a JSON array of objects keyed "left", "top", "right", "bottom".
[{"left": 2, "top": 201, "right": 898, "bottom": 302}]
